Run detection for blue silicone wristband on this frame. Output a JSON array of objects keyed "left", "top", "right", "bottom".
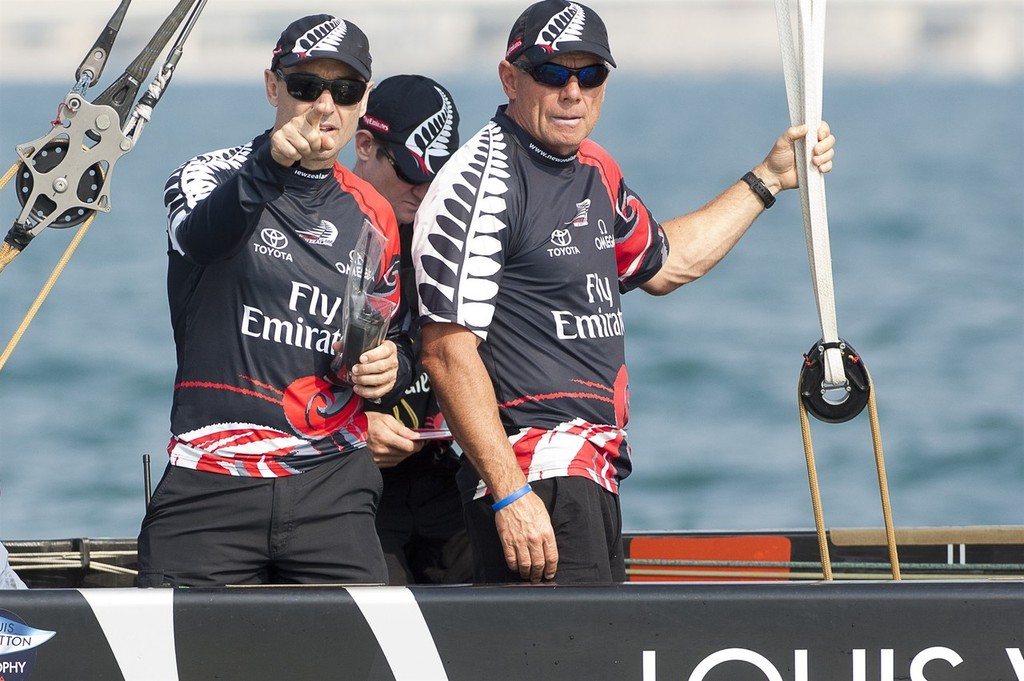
[{"left": 491, "top": 483, "right": 533, "bottom": 512}]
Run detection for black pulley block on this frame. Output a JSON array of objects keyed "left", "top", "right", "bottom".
[
  {"left": 799, "top": 339, "right": 870, "bottom": 423},
  {"left": 15, "top": 140, "right": 103, "bottom": 229}
]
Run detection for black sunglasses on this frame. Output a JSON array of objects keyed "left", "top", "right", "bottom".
[
  {"left": 378, "top": 142, "right": 428, "bottom": 186},
  {"left": 517, "top": 62, "right": 610, "bottom": 89},
  {"left": 274, "top": 69, "right": 367, "bottom": 106}
]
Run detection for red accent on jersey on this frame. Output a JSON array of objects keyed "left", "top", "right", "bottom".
[
  {"left": 509, "top": 422, "right": 625, "bottom": 495},
  {"left": 499, "top": 390, "right": 614, "bottom": 409},
  {"left": 613, "top": 365, "right": 630, "bottom": 429},
  {"left": 570, "top": 378, "right": 614, "bottom": 393},
  {"left": 174, "top": 381, "right": 283, "bottom": 405},
  {"left": 283, "top": 375, "right": 363, "bottom": 439},
  {"left": 188, "top": 424, "right": 294, "bottom": 451},
  {"left": 239, "top": 374, "right": 284, "bottom": 396},
  {"left": 333, "top": 162, "right": 403, "bottom": 313},
  {"left": 578, "top": 141, "right": 658, "bottom": 281}
]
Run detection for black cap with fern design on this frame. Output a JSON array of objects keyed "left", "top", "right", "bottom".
[
  {"left": 359, "top": 75, "right": 461, "bottom": 184},
  {"left": 272, "top": 14, "right": 372, "bottom": 80},
  {"left": 505, "top": 0, "right": 616, "bottom": 68}
]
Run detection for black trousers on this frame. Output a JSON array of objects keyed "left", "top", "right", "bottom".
[
  {"left": 464, "top": 476, "right": 625, "bottom": 584},
  {"left": 136, "top": 452, "right": 386, "bottom": 587},
  {"left": 376, "top": 464, "right": 472, "bottom": 585}
]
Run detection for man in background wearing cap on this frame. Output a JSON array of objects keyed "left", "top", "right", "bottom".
[
  {"left": 137, "top": 15, "right": 411, "bottom": 587},
  {"left": 351, "top": 75, "right": 472, "bottom": 584},
  {"left": 413, "top": 0, "right": 836, "bottom": 584}
]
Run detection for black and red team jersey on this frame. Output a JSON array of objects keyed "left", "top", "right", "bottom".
[
  {"left": 164, "top": 131, "right": 401, "bottom": 477},
  {"left": 413, "top": 107, "right": 668, "bottom": 498}
]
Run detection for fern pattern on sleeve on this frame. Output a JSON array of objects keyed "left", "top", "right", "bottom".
[{"left": 417, "top": 123, "right": 512, "bottom": 338}]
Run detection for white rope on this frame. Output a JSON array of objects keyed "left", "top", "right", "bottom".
[{"left": 775, "top": 0, "right": 846, "bottom": 388}]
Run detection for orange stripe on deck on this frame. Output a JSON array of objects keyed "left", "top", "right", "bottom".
[{"left": 627, "top": 535, "right": 792, "bottom": 582}]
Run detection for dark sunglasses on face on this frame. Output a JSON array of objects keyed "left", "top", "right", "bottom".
[
  {"left": 378, "top": 142, "right": 429, "bottom": 186},
  {"left": 274, "top": 69, "right": 367, "bottom": 106},
  {"left": 517, "top": 62, "right": 610, "bottom": 89}
]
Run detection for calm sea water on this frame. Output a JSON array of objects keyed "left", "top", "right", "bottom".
[{"left": 0, "top": 76, "right": 1021, "bottom": 541}]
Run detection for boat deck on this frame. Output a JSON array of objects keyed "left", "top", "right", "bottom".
[{"left": 6, "top": 526, "right": 1023, "bottom": 588}]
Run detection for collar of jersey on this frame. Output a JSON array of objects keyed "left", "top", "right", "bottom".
[
  {"left": 493, "top": 106, "right": 578, "bottom": 167},
  {"left": 288, "top": 165, "right": 333, "bottom": 183}
]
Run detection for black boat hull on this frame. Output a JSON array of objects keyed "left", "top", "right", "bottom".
[{"left": 2, "top": 580, "right": 1023, "bottom": 681}]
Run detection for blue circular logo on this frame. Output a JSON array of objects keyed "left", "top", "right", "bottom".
[{"left": 0, "top": 609, "right": 56, "bottom": 681}]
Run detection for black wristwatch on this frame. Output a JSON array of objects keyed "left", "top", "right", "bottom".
[{"left": 741, "top": 171, "right": 776, "bottom": 209}]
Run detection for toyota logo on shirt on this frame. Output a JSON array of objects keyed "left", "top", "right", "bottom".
[
  {"left": 550, "top": 229, "right": 572, "bottom": 247},
  {"left": 253, "top": 228, "right": 294, "bottom": 262},
  {"left": 547, "top": 228, "right": 581, "bottom": 258},
  {"left": 261, "top": 229, "right": 289, "bottom": 250}
]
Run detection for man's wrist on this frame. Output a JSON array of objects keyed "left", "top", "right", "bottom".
[
  {"left": 491, "top": 483, "right": 533, "bottom": 512},
  {"left": 741, "top": 171, "right": 777, "bottom": 209}
]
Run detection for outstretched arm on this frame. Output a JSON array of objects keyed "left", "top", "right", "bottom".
[{"left": 642, "top": 122, "right": 835, "bottom": 295}]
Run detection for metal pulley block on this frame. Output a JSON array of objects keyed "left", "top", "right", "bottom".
[
  {"left": 15, "top": 140, "right": 106, "bottom": 230},
  {"left": 13, "top": 95, "right": 132, "bottom": 238},
  {"left": 799, "top": 339, "right": 870, "bottom": 423}
]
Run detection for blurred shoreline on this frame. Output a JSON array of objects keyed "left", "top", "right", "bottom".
[{"left": 0, "top": 0, "right": 1021, "bottom": 84}]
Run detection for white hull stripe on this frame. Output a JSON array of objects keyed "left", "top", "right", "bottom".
[
  {"left": 345, "top": 586, "right": 448, "bottom": 680},
  {"left": 79, "top": 588, "right": 178, "bottom": 681}
]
